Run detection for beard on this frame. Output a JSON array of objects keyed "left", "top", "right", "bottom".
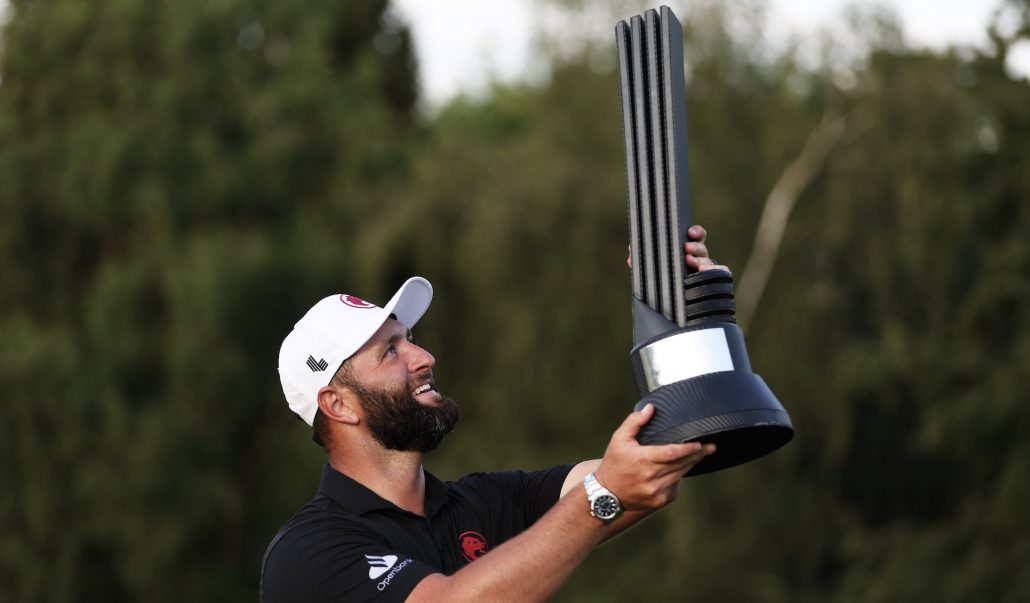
[{"left": 349, "top": 374, "right": 460, "bottom": 453}]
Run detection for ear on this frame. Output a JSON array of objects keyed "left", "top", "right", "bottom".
[{"left": 316, "top": 385, "right": 360, "bottom": 425}]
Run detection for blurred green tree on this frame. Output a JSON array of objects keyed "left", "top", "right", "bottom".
[
  {"left": 1, "top": 0, "right": 1028, "bottom": 601},
  {"left": 0, "top": 0, "right": 420, "bottom": 600}
]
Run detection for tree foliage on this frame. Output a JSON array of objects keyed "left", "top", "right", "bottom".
[
  {"left": 1, "top": 0, "right": 1027, "bottom": 601},
  {"left": 0, "top": 1, "right": 420, "bottom": 600}
]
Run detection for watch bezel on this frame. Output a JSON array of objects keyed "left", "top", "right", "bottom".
[{"left": 590, "top": 493, "right": 621, "bottom": 520}]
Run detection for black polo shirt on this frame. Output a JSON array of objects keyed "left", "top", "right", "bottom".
[{"left": 261, "top": 462, "right": 573, "bottom": 602}]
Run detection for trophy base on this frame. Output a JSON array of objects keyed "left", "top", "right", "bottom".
[{"left": 633, "top": 371, "right": 793, "bottom": 476}]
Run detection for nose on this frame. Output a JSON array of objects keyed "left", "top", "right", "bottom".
[{"left": 406, "top": 342, "right": 435, "bottom": 373}]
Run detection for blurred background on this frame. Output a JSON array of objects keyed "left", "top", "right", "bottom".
[{"left": 1, "top": 0, "right": 1028, "bottom": 601}]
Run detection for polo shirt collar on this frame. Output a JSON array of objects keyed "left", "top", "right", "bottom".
[{"left": 318, "top": 463, "right": 450, "bottom": 518}]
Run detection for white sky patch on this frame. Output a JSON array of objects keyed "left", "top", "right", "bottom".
[
  {"left": 389, "top": 0, "right": 537, "bottom": 109},
  {"left": 1008, "top": 39, "right": 1030, "bottom": 81},
  {"left": 392, "top": 0, "right": 1028, "bottom": 111},
  {"left": 2, "top": 1, "right": 1025, "bottom": 95}
]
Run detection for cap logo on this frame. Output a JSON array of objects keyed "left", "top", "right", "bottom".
[
  {"left": 340, "top": 294, "right": 375, "bottom": 309},
  {"left": 306, "top": 355, "right": 329, "bottom": 372}
]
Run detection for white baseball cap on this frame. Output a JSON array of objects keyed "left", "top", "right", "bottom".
[{"left": 278, "top": 277, "right": 433, "bottom": 425}]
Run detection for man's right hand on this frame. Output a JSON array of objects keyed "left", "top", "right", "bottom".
[{"left": 593, "top": 404, "right": 715, "bottom": 512}]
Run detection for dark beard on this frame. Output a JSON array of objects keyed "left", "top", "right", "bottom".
[{"left": 349, "top": 377, "right": 460, "bottom": 453}]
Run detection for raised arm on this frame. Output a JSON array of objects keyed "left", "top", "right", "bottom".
[
  {"left": 406, "top": 224, "right": 725, "bottom": 602},
  {"left": 406, "top": 404, "right": 715, "bottom": 602}
]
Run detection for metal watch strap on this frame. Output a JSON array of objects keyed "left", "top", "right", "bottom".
[
  {"left": 584, "top": 472, "right": 605, "bottom": 497},
  {"left": 584, "top": 472, "right": 621, "bottom": 522}
]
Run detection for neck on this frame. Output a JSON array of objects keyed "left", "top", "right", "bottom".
[{"left": 328, "top": 443, "right": 428, "bottom": 516}]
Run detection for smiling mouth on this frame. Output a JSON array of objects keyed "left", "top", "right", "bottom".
[{"left": 412, "top": 383, "right": 435, "bottom": 396}]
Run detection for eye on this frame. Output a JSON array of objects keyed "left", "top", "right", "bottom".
[{"left": 384, "top": 344, "right": 397, "bottom": 358}]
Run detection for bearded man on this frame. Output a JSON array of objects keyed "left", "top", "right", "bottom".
[{"left": 261, "top": 227, "right": 725, "bottom": 602}]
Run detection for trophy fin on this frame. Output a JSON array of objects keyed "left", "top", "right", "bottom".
[{"left": 632, "top": 296, "right": 677, "bottom": 346}]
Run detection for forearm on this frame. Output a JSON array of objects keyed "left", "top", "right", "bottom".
[{"left": 407, "top": 486, "right": 609, "bottom": 602}]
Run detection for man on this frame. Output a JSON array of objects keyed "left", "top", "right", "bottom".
[{"left": 262, "top": 226, "right": 726, "bottom": 602}]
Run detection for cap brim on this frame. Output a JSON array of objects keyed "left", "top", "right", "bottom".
[{"left": 382, "top": 277, "right": 433, "bottom": 328}]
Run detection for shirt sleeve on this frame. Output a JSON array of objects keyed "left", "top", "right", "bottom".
[
  {"left": 261, "top": 516, "right": 437, "bottom": 603},
  {"left": 460, "top": 464, "right": 574, "bottom": 526}
]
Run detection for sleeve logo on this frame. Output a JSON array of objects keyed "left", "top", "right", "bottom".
[
  {"left": 365, "top": 554, "right": 411, "bottom": 591},
  {"left": 364, "top": 554, "right": 398, "bottom": 579}
]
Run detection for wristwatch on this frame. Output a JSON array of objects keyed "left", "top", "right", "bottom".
[{"left": 584, "top": 472, "right": 622, "bottom": 522}]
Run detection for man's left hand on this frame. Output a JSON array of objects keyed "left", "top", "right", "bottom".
[
  {"left": 683, "top": 224, "right": 729, "bottom": 272},
  {"left": 627, "top": 224, "right": 731, "bottom": 273}
]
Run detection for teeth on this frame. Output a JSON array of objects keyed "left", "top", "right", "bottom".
[{"left": 413, "top": 384, "right": 432, "bottom": 395}]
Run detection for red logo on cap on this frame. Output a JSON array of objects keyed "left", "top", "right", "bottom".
[
  {"left": 458, "top": 531, "right": 489, "bottom": 562},
  {"left": 340, "top": 294, "right": 375, "bottom": 309}
]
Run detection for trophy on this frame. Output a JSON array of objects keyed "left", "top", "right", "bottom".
[{"left": 616, "top": 6, "right": 793, "bottom": 475}]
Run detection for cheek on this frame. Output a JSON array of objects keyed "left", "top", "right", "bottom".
[{"left": 362, "top": 370, "right": 412, "bottom": 398}]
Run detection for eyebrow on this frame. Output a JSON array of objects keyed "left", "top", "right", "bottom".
[{"left": 381, "top": 328, "right": 414, "bottom": 351}]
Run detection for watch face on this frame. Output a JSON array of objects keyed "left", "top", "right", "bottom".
[{"left": 592, "top": 494, "right": 620, "bottom": 520}]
